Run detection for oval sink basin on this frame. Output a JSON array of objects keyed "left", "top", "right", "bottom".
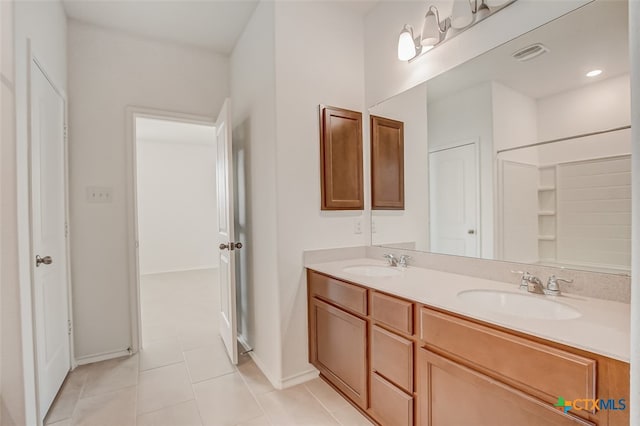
[
  {"left": 342, "top": 265, "right": 402, "bottom": 277},
  {"left": 457, "top": 289, "right": 581, "bottom": 320}
]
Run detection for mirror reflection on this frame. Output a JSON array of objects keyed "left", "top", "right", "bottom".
[{"left": 370, "top": 0, "right": 631, "bottom": 274}]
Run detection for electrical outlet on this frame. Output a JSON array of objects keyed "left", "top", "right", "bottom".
[
  {"left": 354, "top": 219, "right": 362, "bottom": 234},
  {"left": 86, "top": 186, "right": 113, "bottom": 203}
]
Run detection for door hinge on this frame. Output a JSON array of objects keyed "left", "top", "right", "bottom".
[
  {"left": 65, "top": 222, "right": 69, "bottom": 238},
  {"left": 68, "top": 319, "right": 72, "bottom": 336}
]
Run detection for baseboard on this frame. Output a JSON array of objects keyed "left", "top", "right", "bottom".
[
  {"left": 75, "top": 349, "right": 132, "bottom": 366},
  {"left": 280, "top": 368, "right": 319, "bottom": 389},
  {"left": 237, "top": 334, "right": 318, "bottom": 390}
]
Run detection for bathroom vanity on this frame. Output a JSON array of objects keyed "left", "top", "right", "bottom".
[{"left": 306, "top": 260, "right": 630, "bottom": 426}]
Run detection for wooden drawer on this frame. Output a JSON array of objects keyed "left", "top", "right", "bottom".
[
  {"left": 372, "top": 325, "right": 413, "bottom": 393},
  {"left": 370, "top": 372, "right": 413, "bottom": 426},
  {"left": 371, "top": 291, "right": 413, "bottom": 334},
  {"left": 419, "top": 307, "right": 596, "bottom": 405},
  {"left": 417, "top": 348, "right": 594, "bottom": 426},
  {"left": 308, "top": 270, "right": 367, "bottom": 316}
]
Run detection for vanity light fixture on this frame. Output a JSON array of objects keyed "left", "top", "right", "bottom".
[
  {"left": 398, "top": 0, "right": 517, "bottom": 62},
  {"left": 586, "top": 69, "right": 603, "bottom": 77}
]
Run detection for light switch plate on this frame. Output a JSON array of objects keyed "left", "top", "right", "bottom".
[
  {"left": 354, "top": 218, "right": 362, "bottom": 234},
  {"left": 86, "top": 186, "right": 113, "bottom": 203}
]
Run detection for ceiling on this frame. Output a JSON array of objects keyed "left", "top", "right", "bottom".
[
  {"left": 62, "top": 0, "right": 380, "bottom": 55},
  {"left": 427, "top": 0, "right": 629, "bottom": 102},
  {"left": 136, "top": 118, "right": 215, "bottom": 145},
  {"left": 62, "top": 0, "right": 260, "bottom": 54}
]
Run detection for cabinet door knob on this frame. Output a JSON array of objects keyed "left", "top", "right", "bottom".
[{"left": 468, "top": 229, "right": 475, "bottom": 235}]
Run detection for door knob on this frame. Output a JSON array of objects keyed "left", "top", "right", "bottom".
[
  {"left": 468, "top": 229, "right": 476, "bottom": 235},
  {"left": 35, "top": 255, "right": 53, "bottom": 267},
  {"left": 219, "top": 243, "right": 229, "bottom": 250},
  {"left": 234, "top": 242, "right": 243, "bottom": 249}
]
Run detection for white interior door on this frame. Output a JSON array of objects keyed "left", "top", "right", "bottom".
[
  {"left": 429, "top": 143, "right": 479, "bottom": 257},
  {"left": 216, "top": 99, "right": 238, "bottom": 364},
  {"left": 31, "top": 60, "right": 70, "bottom": 419}
]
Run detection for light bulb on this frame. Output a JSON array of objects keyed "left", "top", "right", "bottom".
[
  {"left": 397, "top": 26, "right": 416, "bottom": 61},
  {"left": 451, "top": 0, "right": 473, "bottom": 29},
  {"left": 586, "top": 69, "right": 602, "bottom": 78},
  {"left": 421, "top": 8, "right": 441, "bottom": 47}
]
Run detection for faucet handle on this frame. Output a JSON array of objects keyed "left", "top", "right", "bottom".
[
  {"left": 398, "top": 255, "right": 412, "bottom": 267},
  {"left": 545, "top": 275, "right": 573, "bottom": 296},
  {"left": 511, "top": 270, "right": 531, "bottom": 290},
  {"left": 383, "top": 253, "right": 397, "bottom": 266}
]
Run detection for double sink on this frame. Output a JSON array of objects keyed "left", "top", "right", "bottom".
[{"left": 341, "top": 265, "right": 581, "bottom": 321}]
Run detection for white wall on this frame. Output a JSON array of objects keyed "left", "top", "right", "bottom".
[
  {"left": 0, "top": 1, "right": 21, "bottom": 424},
  {"left": 273, "top": 0, "right": 368, "bottom": 382},
  {"left": 537, "top": 74, "right": 631, "bottom": 141},
  {"left": 364, "top": 0, "right": 590, "bottom": 106},
  {"left": 229, "top": 1, "right": 282, "bottom": 385},
  {"left": 67, "top": 21, "right": 229, "bottom": 361},
  {"left": 370, "top": 83, "right": 429, "bottom": 251},
  {"left": 12, "top": 1, "right": 67, "bottom": 424},
  {"left": 629, "top": 1, "right": 639, "bottom": 423},
  {"left": 136, "top": 125, "right": 218, "bottom": 275},
  {"left": 427, "top": 82, "right": 494, "bottom": 258}
]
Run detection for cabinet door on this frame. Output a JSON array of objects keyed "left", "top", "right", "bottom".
[
  {"left": 319, "top": 105, "right": 364, "bottom": 210},
  {"left": 417, "top": 349, "right": 594, "bottom": 426},
  {"left": 371, "top": 115, "right": 404, "bottom": 210},
  {"left": 309, "top": 298, "right": 368, "bottom": 409}
]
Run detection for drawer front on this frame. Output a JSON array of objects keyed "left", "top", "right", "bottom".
[
  {"left": 372, "top": 325, "right": 413, "bottom": 393},
  {"left": 371, "top": 291, "right": 413, "bottom": 335},
  {"left": 308, "top": 270, "right": 367, "bottom": 316},
  {"left": 419, "top": 307, "right": 596, "bottom": 404},
  {"left": 370, "top": 372, "right": 413, "bottom": 426}
]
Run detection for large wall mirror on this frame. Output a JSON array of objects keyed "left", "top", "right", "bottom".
[{"left": 369, "top": 0, "right": 631, "bottom": 275}]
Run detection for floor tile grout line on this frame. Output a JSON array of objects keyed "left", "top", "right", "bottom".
[
  {"left": 302, "top": 382, "right": 348, "bottom": 426},
  {"left": 235, "top": 355, "right": 274, "bottom": 425}
]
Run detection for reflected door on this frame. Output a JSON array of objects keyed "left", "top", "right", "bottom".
[
  {"left": 429, "top": 143, "right": 479, "bottom": 256},
  {"left": 216, "top": 99, "right": 239, "bottom": 364}
]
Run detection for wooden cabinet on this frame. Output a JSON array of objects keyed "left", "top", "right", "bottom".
[
  {"left": 306, "top": 269, "right": 630, "bottom": 426},
  {"left": 417, "top": 349, "right": 593, "bottom": 426},
  {"left": 319, "top": 105, "right": 364, "bottom": 210},
  {"left": 371, "top": 115, "right": 404, "bottom": 210},
  {"left": 308, "top": 274, "right": 368, "bottom": 409}
]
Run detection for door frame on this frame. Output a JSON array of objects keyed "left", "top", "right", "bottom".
[
  {"left": 26, "top": 43, "right": 74, "bottom": 424},
  {"left": 124, "top": 107, "right": 215, "bottom": 353},
  {"left": 428, "top": 139, "right": 482, "bottom": 257}
]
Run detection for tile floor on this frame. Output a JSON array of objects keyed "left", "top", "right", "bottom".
[{"left": 45, "top": 269, "right": 373, "bottom": 426}]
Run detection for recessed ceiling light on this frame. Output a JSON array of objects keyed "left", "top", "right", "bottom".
[{"left": 586, "top": 69, "right": 603, "bottom": 78}]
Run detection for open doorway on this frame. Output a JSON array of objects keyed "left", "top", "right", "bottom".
[{"left": 133, "top": 115, "right": 233, "bottom": 372}]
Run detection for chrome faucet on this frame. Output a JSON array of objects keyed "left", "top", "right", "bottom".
[
  {"left": 383, "top": 254, "right": 398, "bottom": 267},
  {"left": 512, "top": 271, "right": 544, "bottom": 294},
  {"left": 398, "top": 255, "right": 411, "bottom": 268},
  {"left": 544, "top": 275, "right": 573, "bottom": 296}
]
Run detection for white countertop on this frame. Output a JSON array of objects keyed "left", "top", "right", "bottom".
[{"left": 306, "top": 258, "right": 630, "bottom": 362}]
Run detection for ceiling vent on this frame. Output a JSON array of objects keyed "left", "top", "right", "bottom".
[{"left": 512, "top": 43, "right": 549, "bottom": 62}]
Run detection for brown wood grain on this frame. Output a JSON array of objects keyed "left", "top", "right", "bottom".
[
  {"left": 417, "top": 348, "right": 595, "bottom": 426},
  {"left": 308, "top": 270, "right": 367, "bottom": 316},
  {"left": 371, "top": 291, "right": 414, "bottom": 335},
  {"left": 370, "top": 115, "right": 405, "bottom": 210},
  {"left": 370, "top": 372, "right": 414, "bottom": 426},
  {"left": 309, "top": 297, "right": 368, "bottom": 409},
  {"left": 319, "top": 105, "right": 364, "bottom": 210},
  {"left": 371, "top": 325, "right": 414, "bottom": 394},
  {"left": 419, "top": 307, "right": 596, "bottom": 406}
]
